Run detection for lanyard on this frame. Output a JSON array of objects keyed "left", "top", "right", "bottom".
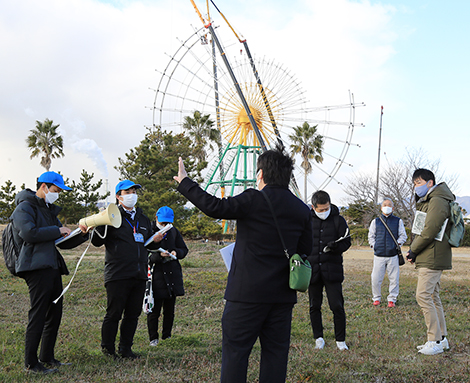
[{"left": 125, "top": 218, "right": 139, "bottom": 233}]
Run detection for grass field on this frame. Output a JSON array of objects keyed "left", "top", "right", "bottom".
[{"left": 1, "top": 241, "right": 470, "bottom": 382}]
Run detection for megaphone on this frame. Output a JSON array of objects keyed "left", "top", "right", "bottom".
[{"left": 79, "top": 203, "right": 122, "bottom": 229}]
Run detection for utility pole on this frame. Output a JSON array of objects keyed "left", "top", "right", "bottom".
[{"left": 375, "top": 106, "right": 383, "bottom": 206}]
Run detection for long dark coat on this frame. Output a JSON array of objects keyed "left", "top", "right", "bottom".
[
  {"left": 177, "top": 179, "right": 313, "bottom": 304},
  {"left": 149, "top": 224, "right": 188, "bottom": 299}
]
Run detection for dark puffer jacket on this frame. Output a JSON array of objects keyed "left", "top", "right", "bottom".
[
  {"left": 12, "top": 189, "right": 87, "bottom": 276},
  {"left": 92, "top": 205, "right": 156, "bottom": 284},
  {"left": 149, "top": 224, "right": 188, "bottom": 299},
  {"left": 307, "top": 204, "right": 351, "bottom": 283}
]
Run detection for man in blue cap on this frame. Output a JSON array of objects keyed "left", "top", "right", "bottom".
[
  {"left": 91, "top": 180, "right": 163, "bottom": 359},
  {"left": 11, "top": 171, "right": 88, "bottom": 374}
]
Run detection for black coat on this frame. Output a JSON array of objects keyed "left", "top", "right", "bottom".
[
  {"left": 149, "top": 224, "right": 188, "bottom": 299},
  {"left": 12, "top": 189, "right": 87, "bottom": 275},
  {"left": 92, "top": 205, "right": 156, "bottom": 284},
  {"left": 177, "top": 178, "right": 313, "bottom": 304},
  {"left": 307, "top": 204, "right": 351, "bottom": 283}
]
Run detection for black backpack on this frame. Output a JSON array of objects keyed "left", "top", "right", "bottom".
[
  {"left": 2, "top": 202, "right": 35, "bottom": 276},
  {"left": 2, "top": 222, "right": 20, "bottom": 276}
]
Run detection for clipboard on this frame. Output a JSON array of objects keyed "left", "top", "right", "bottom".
[
  {"left": 55, "top": 227, "right": 82, "bottom": 245},
  {"left": 144, "top": 224, "right": 173, "bottom": 246}
]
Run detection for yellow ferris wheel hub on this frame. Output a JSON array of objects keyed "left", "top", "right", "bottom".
[
  {"left": 236, "top": 104, "right": 264, "bottom": 145},
  {"left": 221, "top": 83, "right": 278, "bottom": 147}
]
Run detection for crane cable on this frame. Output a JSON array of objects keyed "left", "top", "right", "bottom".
[
  {"left": 209, "top": 0, "right": 244, "bottom": 42},
  {"left": 188, "top": 0, "right": 267, "bottom": 151},
  {"left": 194, "top": 0, "right": 301, "bottom": 198},
  {"left": 209, "top": 0, "right": 287, "bottom": 153}
]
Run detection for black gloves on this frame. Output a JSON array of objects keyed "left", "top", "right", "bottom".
[
  {"left": 407, "top": 250, "right": 417, "bottom": 263},
  {"left": 327, "top": 241, "right": 338, "bottom": 249}
]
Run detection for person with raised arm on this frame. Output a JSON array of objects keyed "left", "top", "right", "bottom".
[{"left": 173, "top": 146, "right": 313, "bottom": 383}]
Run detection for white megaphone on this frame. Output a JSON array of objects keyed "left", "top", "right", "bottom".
[{"left": 79, "top": 203, "right": 122, "bottom": 229}]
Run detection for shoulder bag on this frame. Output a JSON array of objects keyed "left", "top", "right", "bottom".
[{"left": 261, "top": 190, "right": 312, "bottom": 292}]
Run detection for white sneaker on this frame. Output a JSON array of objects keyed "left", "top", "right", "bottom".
[
  {"left": 336, "top": 341, "right": 348, "bottom": 351},
  {"left": 418, "top": 341, "right": 443, "bottom": 355},
  {"left": 416, "top": 341, "right": 431, "bottom": 350},
  {"left": 149, "top": 339, "right": 159, "bottom": 347},
  {"left": 441, "top": 337, "right": 450, "bottom": 350},
  {"left": 417, "top": 338, "right": 449, "bottom": 351},
  {"left": 315, "top": 337, "right": 325, "bottom": 349}
]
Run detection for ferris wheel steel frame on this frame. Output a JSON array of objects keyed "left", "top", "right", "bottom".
[{"left": 151, "top": 2, "right": 364, "bottom": 216}]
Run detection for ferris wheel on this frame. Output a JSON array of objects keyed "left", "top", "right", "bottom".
[{"left": 151, "top": 1, "right": 363, "bottom": 206}]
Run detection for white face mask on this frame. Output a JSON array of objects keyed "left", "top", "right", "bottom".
[
  {"left": 45, "top": 186, "right": 59, "bottom": 205},
  {"left": 381, "top": 206, "right": 393, "bottom": 215},
  {"left": 120, "top": 193, "right": 138, "bottom": 209},
  {"left": 315, "top": 208, "right": 331, "bottom": 220},
  {"left": 157, "top": 222, "right": 167, "bottom": 230}
]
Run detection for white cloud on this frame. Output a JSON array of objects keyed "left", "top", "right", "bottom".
[{"left": 5, "top": 0, "right": 464, "bottom": 204}]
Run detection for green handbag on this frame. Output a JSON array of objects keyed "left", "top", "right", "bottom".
[
  {"left": 289, "top": 253, "right": 312, "bottom": 292},
  {"left": 261, "top": 191, "right": 312, "bottom": 292}
]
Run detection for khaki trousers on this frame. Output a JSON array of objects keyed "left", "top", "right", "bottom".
[{"left": 416, "top": 268, "right": 447, "bottom": 342}]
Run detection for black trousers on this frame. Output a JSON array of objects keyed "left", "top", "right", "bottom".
[
  {"left": 147, "top": 296, "right": 176, "bottom": 341},
  {"left": 221, "top": 301, "right": 294, "bottom": 383},
  {"left": 308, "top": 276, "right": 346, "bottom": 341},
  {"left": 101, "top": 279, "right": 146, "bottom": 353},
  {"left": 23, "top": 268, "right": 63, "bottom": 368}
]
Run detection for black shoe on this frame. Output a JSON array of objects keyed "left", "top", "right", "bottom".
[
  {"left": 118, "top": 350, "right": 140, "bottom": 359},
  {"left": 39, "top": 358, "right": 72, "bottom": 367},
  {"left": 25, "top": 362, "right": 58, "bottom": 374},
  {"left": 102, "top": 347, "right": 118, "bottom": 358}
]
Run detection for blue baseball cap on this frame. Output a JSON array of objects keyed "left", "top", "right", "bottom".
[
  {"left": 115, "top": 180, "right": 142, "bottom": 194},
  {"left": 156, "top": 206, "right": 174, "bottom": 223},
  {"left": 38, "top": 171, "right": 72, "bottom": 191}
]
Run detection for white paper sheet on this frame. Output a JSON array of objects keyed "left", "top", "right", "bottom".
[{"left": 219, "top": 242, "right": 235, "bottom": 272}]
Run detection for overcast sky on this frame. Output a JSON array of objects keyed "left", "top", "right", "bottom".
[{"left": 1, "top": 0, "right": 468, "bottom": 204}]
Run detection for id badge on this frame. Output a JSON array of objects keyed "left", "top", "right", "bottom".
[{"left": 134, "top": 233, "right": 144, "bottom": 243}]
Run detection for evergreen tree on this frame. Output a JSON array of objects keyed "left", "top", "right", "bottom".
[
  {"left": 75, "top": 170, "right": 109, "bottom": 216},
  {"left": 57, "top": 178, "right": 82, "bottom": 225},
  {"left": 115, "top": 126, "right": 202, "bottom": 224},
  {"left": 179, "top": 207, "right": 222, "bottom": 239},
  {"left": 0, "top": 180, "right": 20, "bottom": 223}
]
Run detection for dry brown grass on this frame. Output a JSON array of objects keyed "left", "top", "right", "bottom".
[{"left": 1, "top": 240, "right": 470, "bottom": 382}]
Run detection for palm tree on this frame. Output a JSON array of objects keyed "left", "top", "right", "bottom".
[
  {"left": 182, "top": 110, "right": 220, "bottom": 163},
  {"left": 26, "top": 118, "right": 64, "bottom": 171},
  {"left": 289, "top": 122, "right": 324, "bottom": 203}
]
